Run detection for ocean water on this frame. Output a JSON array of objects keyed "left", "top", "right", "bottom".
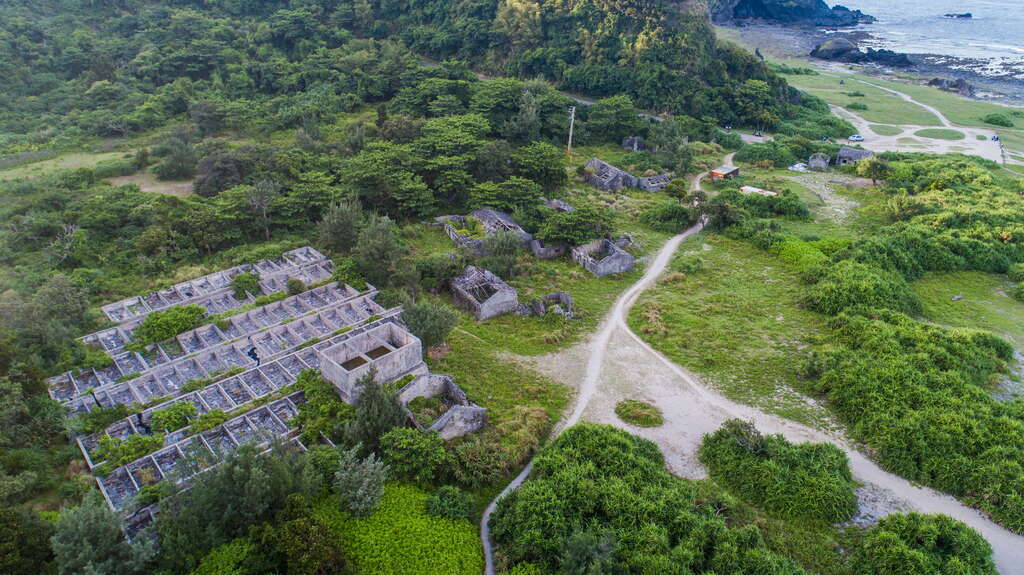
[{"left": 841, "top": 0, "right": 1024, "bottom": 79}]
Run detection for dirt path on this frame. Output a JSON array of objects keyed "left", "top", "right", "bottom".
[{"left": 481, "top": 159, "right": 1024, "bottom": 572}]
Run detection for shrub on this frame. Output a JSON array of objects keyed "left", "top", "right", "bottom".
[
  {"left": 148, "top": 401, "right": 196, "bottom": 432},
  {"left": 294, "top": 370, "right": 355, "bottom": 445},
  {"left": 286, "top": 277, "right": 306, "bottom": 296},
  {"left": 230, "top": 272, "right": 260, "bottom": 299},
  {"left": 313, "top": 484, "right": 482, "bottom": 575},
  {"left": 699, "top": 420, "right": 858, "bottom": 522},
  {"left": 807, "top": 260, "right": 921, "bottom": 315},
  {"left": 332, "top": 257, "right": 367, "bottom": 291},
  {"left": 93, "top": 433, "right": 165, "bottom": 466},
  {"left": 491, "top": 424, "right": 805, "bottom": 573},
  {"left": 613, "top": 400, "right": 663, "bottom": 427},
  {"left": 847, "top": 102, "right": 868, "bottom": 111},
  {"left": 1010, "top": 283, "right": 1024, "bottom": 303},
  {"left": 982, "top": 113, "right": 1013, "bottom": 127},
  {"left": 380, "top": 428, "right": 448, "bottom": 484},
  {"left": 853, "top": 513, "right": 996, "bottom": 575},
  {"left": 425, "top": 486, "right": 472, "bottom": 521},
  {"left": 132, "top": 304, "right": 206, "bottom": 346},
  {"left": 189, "top": 409, "right": 229, "bottom": 434},
  {"left": 1009, "top": 263, "right": 1024, "bottom": 282},
  {"left": 401, "top": 299, "right": 457, "bottom": 350},
  {"left": 333, "top": 446, "right": 388, "bottom": 517},
  {"left": 415, "top": 253, "right": 465, "bottom": 293},
  {"left": 770, "top": 238, "right": 828, "bottom": 272},
  {"left": 639, "top": 200, "right": 696, "bottom": 233},
  {"left": 73, "top": 404, "right": 131, "bottom": 434}
]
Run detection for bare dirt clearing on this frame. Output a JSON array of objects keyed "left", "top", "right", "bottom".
[{"left": 109, "top": 173, "right": 193, "bottom": 196}]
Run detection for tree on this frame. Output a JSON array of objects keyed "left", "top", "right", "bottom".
[
  {"left": 189, "top": 101, "right": 225, "bottom": 137},
  {"left": 401, "top": 299, "right": 457, "bottom": 350},
  {"left": 333, "top": 446, "right": 388, "bottom": 517},
  {"left": 511, "top": 142, "right": 566, "bottom": 194},
  {"left": 246, "top": 179, "right": 279, "bottom": 241},
  {"left": 152, "top": 129, "right": 197, "bottom": 181},
  {"left": 535, "top": 205, "right": 614, "bottom": 246},
  {"left": 0, "top": 507, "right": 53, "bottom": 575},
  {"left": 277, "top": 515, "right": 346, "bottom": 575},
  {"left": 287, "top": 277, "right": 306, "bottom": 296},
  {"left": 736, "top": 79, "right": 778, "bottom": 131},
  {"left": 352, "top": 215, "right": 412, "bottom": 289},
  {"left": 51, "top": 492, "right": 154, "bottom": 575},
  {"left": 33, "top": 274, "right": 90, "bottom": 329},
  {"left": 586, "top": 95, "right": 645, "bottom": 144},
  {"left": 380, "top": 428, "right": 448, "bottom": 483},
  {"left": 317, "top": 200, "right": 363, "bottom": 254},
  {"left": 345, "top": 372, "right": 408, "bottom": 455},
  {"left": 469, "top": 176, "right": 542, "bottom": 213},
  {"left": 561, "top": 529, "right": 619, "bottom": 575}
]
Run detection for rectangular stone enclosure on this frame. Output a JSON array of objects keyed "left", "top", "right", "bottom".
[{"left": 318, "top": 323, "right": 426, "bottom": 402}]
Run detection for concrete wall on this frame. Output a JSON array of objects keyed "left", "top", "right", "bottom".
[
  {"left": 572, "top": 239, "right": 636, "bottom": 277},
  {"left": 318, "top": 323, "right": 426, "bottom": 402}
]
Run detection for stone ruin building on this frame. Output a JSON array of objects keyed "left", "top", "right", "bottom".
[
  {"left": 542, "top": 197, "right": 574, "bottom": 212},
  {"left": 520, "top": 291, "right": 575, "bottom": 319},
  {"left": 71, "top": 255, "right": 485, "bottom": 536},
  {"left": 572, "top": 238, "right": 637, "bottom": 277},
  {"left": 438, "top": 208, "right": 533, "bottom": 257},
  {"left": 397, "top": 374, "right": 486, "bottom": 440},
  {"left": 53, "top": 248, "right": 336, "bottom": 408},
  {"left": 622, "top": 135, "right": 649, "bottom": 152},
  {"left": 450, "top": 265, "right": 519, "bottom": 321},
  {"left": 584, "top": 157, "right": 671, "bottom": 193},
  {"left": 837, "top": 146, "right": 873, "bottom": 166},
  {"left": 808, "top": 152, "right": 831, "bottom": 171},
  {"left": 584, "top": 157, "right": 639, "bottom": 191},
  {"left": 639, "top": 174, "right": 672, "bottom": 193}
]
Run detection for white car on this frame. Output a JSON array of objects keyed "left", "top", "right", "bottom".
[{"left": 849, "top": 134, "right": 864, "bottom": 142}]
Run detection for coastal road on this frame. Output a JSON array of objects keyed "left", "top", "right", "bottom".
[{"left": 481, "top": 158, "right": 1024, "bottom": 574}]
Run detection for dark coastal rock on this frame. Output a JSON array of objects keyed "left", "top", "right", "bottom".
[
  {"left": 928, "top": 77, "right": 975, "bottom": 97},
  {"left": 711, "top": 0, "right": 874, "bottom": 27},
  {"left": 810, "top": 39, "right": 913, "bottom": 67},
  {"left": 943, "top": 13, "right": 972, "bottom": 19}
]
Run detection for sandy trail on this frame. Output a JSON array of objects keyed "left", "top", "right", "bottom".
[{"left": 480, "top": 158, "right": 1024, "bottom": 574}]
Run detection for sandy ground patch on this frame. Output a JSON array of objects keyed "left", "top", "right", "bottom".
[{"left": 109, "top": 173, "right": 193, "bottom": 196}]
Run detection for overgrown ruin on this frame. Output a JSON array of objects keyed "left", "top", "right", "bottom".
[
  {"left": 450, "top": 265, "right": 519, "bottom": 321},
  {"left": 572, "top": 238, "right": 636, "bottom": 277}
]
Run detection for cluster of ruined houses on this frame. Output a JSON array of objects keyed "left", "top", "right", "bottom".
[
  {"left": 438, "top": 205, "right": 638, "bottom": 322},
  {"left": 52, "top": 247, "right": 485, "bottom": 535}
]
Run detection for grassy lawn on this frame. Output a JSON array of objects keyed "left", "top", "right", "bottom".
[
  {"left": 627, "top": 234, "right": 834, "bottom": 427},
  {"left": 0, "top": 151, "right": 128, "bottom": 181},
  {"left": 869, "top": 124, "right": 902, "bottom": 136},
  {"left": 782, "top": 72, "right": 942, "bottom": 126},
  {"left": 912, "top": 271, "right": 1024, "bottom": 350},
  {"left": 914, "top": 128, "right": 965, "bottom": 141}
]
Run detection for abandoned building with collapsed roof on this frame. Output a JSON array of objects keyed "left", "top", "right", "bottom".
[
  {"left": 58, "top": 249, "right": 484, "bottom": 534},
  {"left": 584, "top": 157, "right": 672, "bottom": 193},
  {"left": 572, "top": 238, "right": 637, "bottom": 277},
  {"left": 450, "top": 265, "right": 520, "bottom": 321}
]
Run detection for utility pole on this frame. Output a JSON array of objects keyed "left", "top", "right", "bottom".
[{"left": 566, "top": 106, "right": 576, "bottom": 157}]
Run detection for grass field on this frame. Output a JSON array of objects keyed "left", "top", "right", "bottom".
[
  {"left": 913, "top": 271, "right": 1024, "bottom": 350},
  {"left": 870, "top": 124, "right": 902, "bottom": 136},
  {"left": 0, "top": 151, "right": 127, "bottom": 181},
  {"left": 627, "top": 234, "right": 834, "bottom": 427},
  {"left": 782, "top": 72, "right": 942, "bottom": 126},
  {"left": 914, "top": 128, "right": 966, "bottom": 141}
]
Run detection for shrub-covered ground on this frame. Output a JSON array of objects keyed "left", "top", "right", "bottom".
[{"left": 314, "top": 484, "right": 483, "bottom": 575}]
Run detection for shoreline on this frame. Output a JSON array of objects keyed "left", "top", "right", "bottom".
[{"left": 717, "top": 22, "right": 1024, "bottom": 106}]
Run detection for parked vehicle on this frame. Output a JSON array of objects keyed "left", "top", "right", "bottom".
[{"left": 849, "top": 134, "right": 864, "bottom": 142}]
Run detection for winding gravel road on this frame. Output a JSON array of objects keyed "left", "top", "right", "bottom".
[{"left": 478, "top": 163, "right": 1024, "bottom": 574}]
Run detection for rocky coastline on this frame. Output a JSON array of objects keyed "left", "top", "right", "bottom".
[{"left": 710, "top": 0, "right": 874, "bottom": 27}]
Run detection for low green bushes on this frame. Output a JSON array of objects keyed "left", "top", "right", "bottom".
[
  {"left": 229, "top": 272, "right": 260, "bottom": 299},
  {"left": 93, "top": 433, "right": 165, "bottom": 466},
  {"left": 699, "top": 420, "right": 857, "bottom": 523},
  {"left": 148, "top": 402, "right": 197, "bottom": 432},
  {"left": 853, "top": 513, "right": 997, "bottom": 575},
  {"left": 807, "top": 260, "right": 921, "bottom": 315},
  {"left": 613, "top": 400, "right": 664, "bottom": 427},
  {"left": 982, "top": 113, "right": 1013, "bottom": 127},
  {"left": 491, "top": 424, "right": 807, "bottom": 573},
  {"left": 131, "top": 304, "right": 206, "bottom": 346},
  {"left": 313, "top": 483, "right": 482, "bottom": 575}
]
